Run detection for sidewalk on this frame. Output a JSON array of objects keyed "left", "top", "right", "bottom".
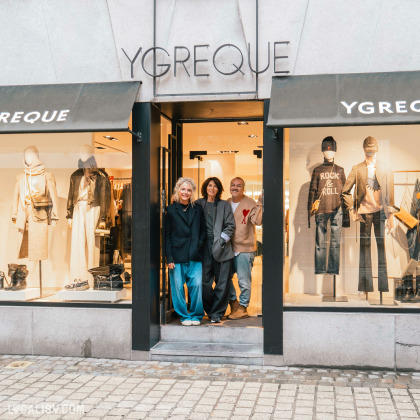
[{"left": 0, "top": 355, "right": 419, "bottom": 419}]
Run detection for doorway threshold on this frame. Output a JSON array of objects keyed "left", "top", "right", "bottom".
[{"left": 151, "top": 317, "right": 264, "bottom": 364}]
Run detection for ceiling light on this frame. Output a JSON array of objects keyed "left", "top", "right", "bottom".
[
  {"left": 95, "top": 146, "right": 106, "bottom": 150},
  {"left": 248, "top": 134, "right": 258, "bottom": 138},
  {"left": 217, "top": 150, "right": 239, "bottom": 154},
  {"left": 237, "top": 121, "right": 248, "bottom": 125},
  {"left": 103, "top": 135, "right": 119, "bottom": 141}
]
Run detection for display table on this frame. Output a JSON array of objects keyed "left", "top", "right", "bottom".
[
  {"left": 57, "top": 288, "right": 127, "bottom": 303},
  {"left": 0, "top": 288, "right": 40, "bottom": 301}
]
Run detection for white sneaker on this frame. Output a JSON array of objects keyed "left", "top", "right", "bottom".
[
  {"left": 191, "top": 320, "right": 201, "bottom": 326},
  {"left": 181, "top": 320, "right": 192, "bottom": 326}
]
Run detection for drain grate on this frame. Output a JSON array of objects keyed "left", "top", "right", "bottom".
[{"left": 5, "top": 361, "right": 34, "bottom": 369}]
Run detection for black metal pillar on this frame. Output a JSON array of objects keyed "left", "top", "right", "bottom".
[
  {"left": 262, "top": 99, "right": 284, "bottom": 355},
  {"left": 132, "top": 103, "right": 161, "bottom": 351}
]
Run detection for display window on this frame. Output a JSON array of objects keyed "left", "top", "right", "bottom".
[
  {"left": 0, "top": 130, "right": 132, "bottom": 304},
  {"left": 284, "top": 125, "right": 420, "bottom": 308}
]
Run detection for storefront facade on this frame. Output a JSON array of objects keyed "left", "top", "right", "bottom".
[{"left": 1, "top": 0, "right": 420, "bottom": 369}]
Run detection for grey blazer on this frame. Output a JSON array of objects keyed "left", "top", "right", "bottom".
[
  {"left": 341, "top": 161, "right": 394, "bottom": 218},
  {"left": 195, "top": 198, "right": 235, "bottom": 262}
]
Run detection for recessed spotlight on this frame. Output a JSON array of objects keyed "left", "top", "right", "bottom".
[
  {"left": 95, "top": 146, "right": 106, "bottom": 150},
  {"left": 248, "top": 134, "right": 258, "bottom": 138},
  {"left": 217, "top": 150, "right": 239, "bottom": 154},
  {"left": 237, "top": 121, "right": 248, "bottom": 125},
  {"left": 103, "top": 136, "right": 119, "bottom": 141}
]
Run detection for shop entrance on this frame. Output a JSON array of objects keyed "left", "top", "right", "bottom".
[
  {"left": 149, "top": 101, "right": 268, "bottom": 363},
  {"left": 159, "top": 119, "right": 264, "bottom": 325}
]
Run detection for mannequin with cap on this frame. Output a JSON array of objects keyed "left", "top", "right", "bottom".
[
  {"left": 308, "top": 137, "right": 348, "bottom": 281},
  {"left": 342, "top": 136, "right": 394, "bottom": 296}
]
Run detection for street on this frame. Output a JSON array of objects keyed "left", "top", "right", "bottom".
[{"left": 0, "top": 355, "right": 419, "bottom": 419}]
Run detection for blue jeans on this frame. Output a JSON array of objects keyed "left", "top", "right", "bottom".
[
  {"left": 169, "top": 261, "right": 204, "bottom": 322},
  {"left": 315, "top": 208, "right": 342, "bottom": 275},
  {"left": 229, "top": 252, "right": 255, "bottom": 307}
]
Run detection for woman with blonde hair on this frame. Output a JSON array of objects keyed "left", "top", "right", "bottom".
[{"left": 165, "top": 177, "right": 206, "bottom": 325}]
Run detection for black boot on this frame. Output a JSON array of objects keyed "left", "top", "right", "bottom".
[
  {"left": 414, "top": 275, "right": 420, "bottom": 302},
  {"left": 395, "top": 278, "right": 404, "bottom": 301},
  {"left": 5, "top": 265, "right": 28, "bottom": 291},
  {"left": 0, "top": 271, "right": 5, "bottom": 289},
  {"left": 402, "top": 275, "right": 415, "bottom": 302},
  {"left": 93, "top": 274, "right": 123, "bottom": 290},
  {"left": 123, "top": 272, "right": 131, "bottom": 285}
]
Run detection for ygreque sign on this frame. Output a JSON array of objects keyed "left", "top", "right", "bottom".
[
  {"left": 267, "top": 72, "right": 420, "bottom": 127},
  {"left": 122, "top": 42, "right": 290, "bottom": 79},
  {"left": 0, "top": 82, "right": 140, "bottom": 133}
]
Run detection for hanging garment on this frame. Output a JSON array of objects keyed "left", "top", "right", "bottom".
[{"left": 406, "top": 178, "right": 420, "bottom": 260}]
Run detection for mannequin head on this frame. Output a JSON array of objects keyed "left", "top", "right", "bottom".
[
  {"left": 321, "top": 136, "right": 336, "bottom": 161},
  {"left": 363, "top": 136, "right": 378, "bottom": 159},
  {"left": 323, "top": 150, "right": 336, "bottom": 161},
  {"left": 79, "top": 144, "right": 94, "bottom": 162},
  {"left": 24, "top": 146, "right": 40, "bottom": 166},
  {"left": 78, "top": 144, "right": 97, "bottom": 169}
]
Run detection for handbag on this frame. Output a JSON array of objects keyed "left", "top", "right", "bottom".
[
  {"left": 393, "top": 206, "right": 419, "bottom": 229},
  {"left": 31, "top": 195, "right": 52, "bottom": 208},
  {"left": 26, "top": 174, "right": 52, "bottom": 221}
]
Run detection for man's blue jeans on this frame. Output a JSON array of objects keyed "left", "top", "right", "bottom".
[
  {"left": 169, "top": 261, "right": 204, "bottom": 322},
  {"left": 315, "top": 208, "right": 342, "bottom": 275},
  {"left": 229, "top": 252, "right": 255, "bottom": 307}
]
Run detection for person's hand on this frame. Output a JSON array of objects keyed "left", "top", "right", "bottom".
[
  {"left": 168, "top": 263, "right": 175, "bottom": 269},
  {"left": 68, "top": 219, "right": 72, "bottom": 229},
  {"left": 257, "top": 192, "right": 263, "bottom": 204},
  {"left": 12, "top": 217, "right": 16, "bottom": 225}
]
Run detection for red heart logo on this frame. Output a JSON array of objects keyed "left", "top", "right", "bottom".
[{"left": 242, "top": 209, "right": 250, "bottom": 224}]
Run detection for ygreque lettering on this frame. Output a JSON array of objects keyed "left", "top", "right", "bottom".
[
  {"left": 0, "top": 110, "right": 70, "bottom": 124},
  {"left": 341, "top": 100, "right": 420, "bottom": 115}
]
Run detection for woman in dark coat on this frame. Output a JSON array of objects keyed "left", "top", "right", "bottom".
[
  {"left": 165, "top": 177, "right": 206, "bottom": 326},
  {"left": 196, "top": 177, "right": 235, "bottom": 323}
]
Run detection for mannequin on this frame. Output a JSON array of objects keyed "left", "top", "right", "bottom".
[
  {"left": 8, "top": 147, "right": 58, "bottom": 291},
  {"left": 342, "top": 136, "right": 394, "bottom": 294},
  {"left": 308, "top": 137, "right": 347, "bottom": 276},
  {"left": 67, "top": 145, "right": 111, "bottom": 286},
  {"left": 12, "top": 146, "right": 58, "bottom": 260}
]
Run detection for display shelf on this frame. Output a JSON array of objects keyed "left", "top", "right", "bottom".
[
  {"left": 0, "top": 288, "right": 40, "bottom": 301},
  {"left": 57, "top": 288, "right": 127, "bottom": 303}
]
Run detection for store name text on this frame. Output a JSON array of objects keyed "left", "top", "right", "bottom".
[
  {"left": 122, "top": 42, "right": 290, "bottom": 78},
  {"left": 0, "top": 110, "right": 70, "bottom": 125},
  {"left": 341, "top": 100, "right": 420, "bottom": 115}
]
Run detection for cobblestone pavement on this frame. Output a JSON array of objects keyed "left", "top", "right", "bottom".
[{"left": 0, "top": 355, "right": 420, "bottom": 419}]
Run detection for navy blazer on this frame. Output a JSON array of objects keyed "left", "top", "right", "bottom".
[{"left": 165, "top": 202, "right": 206, "bottom": 264}]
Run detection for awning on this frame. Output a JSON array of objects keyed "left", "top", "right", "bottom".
[
  {"left": 267, "top": 71, "right": 420, "bottom": 127},
  {"left": 0, "top": 81, "right": 141, "bottom": 133}
]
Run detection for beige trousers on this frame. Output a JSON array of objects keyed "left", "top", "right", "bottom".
[{"left": 70, "top": 203, "right": 100, "bottom": 283}]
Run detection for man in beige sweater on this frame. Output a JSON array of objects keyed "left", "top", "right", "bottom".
[{"left": 227, "top": 177, "right": 263, "bottom": 319}]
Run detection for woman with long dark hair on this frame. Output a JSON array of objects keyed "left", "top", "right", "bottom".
[{"left": 196, "top": 177, "right": 235, "bottom": 323}]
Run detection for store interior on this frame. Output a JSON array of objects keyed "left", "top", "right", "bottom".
[
  {"left": 285, "top": 125, "right": 420, "bottom": 308},
  {"left": 161, "top": 118, "right": 264, "bottom": 324},
  {"left": 0, "top": 128, "right": 133, "bottom": 303}
]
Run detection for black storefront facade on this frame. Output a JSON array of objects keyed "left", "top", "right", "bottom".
[{"left": 1, "top": 71, "right": 420, "bottom": 369}]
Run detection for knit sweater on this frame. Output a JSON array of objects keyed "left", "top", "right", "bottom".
[
  {"left": 227, "top": 195, "right": 262, "bottom": 253},
  {"left": 308, "top": 160, "right": 347, "bottom": 228}
]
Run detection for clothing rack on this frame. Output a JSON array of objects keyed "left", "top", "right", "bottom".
[{"left": 111, "top": 177, "right": 132, "bottom": 181}]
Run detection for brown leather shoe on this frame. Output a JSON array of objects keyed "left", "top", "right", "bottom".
[
  {"left": 228, "top": 304, "right": 249, "bottom": 319},
  {"left": 229, "top": 299, "right": 239, "bottom": 314}
]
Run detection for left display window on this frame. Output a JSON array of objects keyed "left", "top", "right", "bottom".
[{"left": 0, "top": 130, "right": 133, "bottom": 304}]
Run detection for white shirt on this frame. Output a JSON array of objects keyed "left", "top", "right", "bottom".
[
  {"left": 231, "top": 201, "right": 240, "bottom": 214},
  {"left": 230, "top": 200, "right": 241, "bottom": 256}
]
